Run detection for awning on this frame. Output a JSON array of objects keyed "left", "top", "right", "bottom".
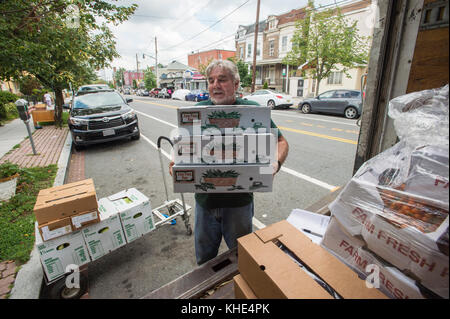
[{"left": 159, "top": 79, "right": 175, "bottom": 84}]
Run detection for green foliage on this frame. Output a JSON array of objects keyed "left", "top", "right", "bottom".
[
  {"left": 114, "top": 67, "right": 126, "bottom": 87},
  {"left": 144, "top": 67, "right": 156, "bottom": 90},
  {"left": 262, "top": 81, "right": 269, "bottom": 89},
  {"left": 0, "top": 162, "right": 21, "bottom": 179},
  {"left": 18, "top": 75, "right": 42, "bottom": 96},
  {"left": 208, "top": 111, "right": 241, "bottom": 119},
  {"left": 0, "top": 1, "right": 138, "bottom": 126},
  {"left": 283, "top": 0, "right": 370, "bottom": 95},
  {"left": 0, "top": 164, "right": 57, "bottom": 264},
  {"left": 202, "top": 169, "right": 239, "bottom": 178},
  {"left": 0, "top": 91, "right": 19, "bottom": 121},
  {"left": 236, "top": 60, "right": 252, "bottom": 88}
]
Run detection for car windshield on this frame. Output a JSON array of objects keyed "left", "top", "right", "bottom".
[{"left": 74, "top": 92, "right": 124, "bottom": 109}]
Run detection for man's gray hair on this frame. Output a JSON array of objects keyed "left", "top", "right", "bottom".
[{"left": 205, "top": 59, "right": 240, "bottom": 83}]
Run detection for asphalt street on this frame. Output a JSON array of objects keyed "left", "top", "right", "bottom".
[{"left": 82, "top": 95, "right": 360, "bottom": 298}]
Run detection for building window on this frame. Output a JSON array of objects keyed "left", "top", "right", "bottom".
[
  {"left": 269, "top": 19, "right": 276, "bottom": 30},
  {"left": 281, "top": 36, "right": 287, "bottom": 52},
  {"left": 247, "top": 43, "right": 252, "bottom": 58},
  {"left": 240, "top": 46, "right": 244, "bottom": 59},
  {"left": 327, "top": 71, "right": 343, "bottom": 85},
  {"left": 257, "top": 43, "right": 261, "bottom": 57},
  {"left": 269, "top": 40, "right": 275, "bottom": 56}
]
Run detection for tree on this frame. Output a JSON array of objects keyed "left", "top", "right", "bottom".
[
  {"left": 114, "top": 67, "right": 126, "bottom": 88},
  {"left": 0, "top": 1, "right": 137, "bottom": 127},
  {"left": 235, "top": 60, "right": 252, "bottom": 88},
  {"left": 283, "top": 0, "right": 370, "bottom": 96},
  {"left": 143, "top": 67, "right": 156, "bottom": 90}
]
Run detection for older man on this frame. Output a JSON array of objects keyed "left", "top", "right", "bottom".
[{"left": 171, "top": 59, "right": 289, "bottom": 265}]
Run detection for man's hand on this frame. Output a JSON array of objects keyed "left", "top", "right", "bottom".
[{"left": 169, "top": 161, "right": 174, "bottom": 176}]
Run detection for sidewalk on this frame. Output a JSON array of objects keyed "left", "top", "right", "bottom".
[{"left": 0, "top": 117, "right": 73, "bottom": 299}]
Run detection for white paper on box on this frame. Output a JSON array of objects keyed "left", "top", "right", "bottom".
[
  {"left": 172, "top": 163, "right": 273, "bottom": 193},
  {"left": 321, "top": 217, "right": 427, "bottom": 299},
  {"left": 41, "top": 224, "right": 72, "bottom": 241},
  {"left": 105, "top": 188, "right": 155, "bottom": 243},
  {"left": 82, "top": 199, "right": 126, "bottom": 261},
  {"left": 35, "top": 222, "right": 90, "bottom": 282},
  {"left": 71, "top": 211, "right": 98, "bottom": 229},
  {"left": 286, "top": 209, "right": 330, "bottom": 244}
]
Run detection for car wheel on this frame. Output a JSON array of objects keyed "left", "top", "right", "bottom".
[
  {"left": 73, "top": 143, "right": 83, "bottom": 152},
  {"left": 344, "top": 106, "right": 358, "bottom": 119},
  {"left": 195, "top": 97, "right": 199, "bottom": 102},
  {"left": 301, "top": 103, "right": 311, "bottom": 114},
  {"left": 267, "top": 100, "right": 276, "bottom": 109}
]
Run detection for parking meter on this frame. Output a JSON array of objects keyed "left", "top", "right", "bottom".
[
  {"left": 14, "top": 99, "right": 37, "bottom": 154},
  {"left": 15, "top": 99, "right": 30, "bottom": 121}
]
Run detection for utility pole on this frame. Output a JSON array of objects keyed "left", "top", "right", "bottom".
[
  {"left": 155, "top": 36, "right": 159, "bottom": 88},
  {"left": 136, "top": 53, "right": 140, "bottom": 87},
  {"left": 251, "top": 0, "right": 261, "bottom": 93}
]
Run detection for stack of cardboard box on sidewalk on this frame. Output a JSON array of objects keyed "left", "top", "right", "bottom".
[
  {"left": 34, "top": 179, "right": 155, "bottom": 282},
  {"left": 172, "top": 105, "right": 276, "bottom": 193}
]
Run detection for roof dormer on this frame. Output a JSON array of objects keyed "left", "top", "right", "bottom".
[{"left": 267, "top": 15, "right": 278, "bottom": 31}]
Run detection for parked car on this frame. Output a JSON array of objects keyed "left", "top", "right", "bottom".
[
  {"left": 149, "top": 88, "right": 161, "bottom": 97},
  {"left": 76, "top": 84, "right": 110, "bottom": 96},
  {"left": 185, "top": 89, "right": 210, "bottom": 102},
  {"left": 68, "top": 89, "right": 140, "bottom": 150},
  {"left": 243, "top": 89, "right": 293, "bottom": 109},
  {"left": 172, "top": 89, "right": 191, "bottom": 100},
  {"left": 235, "top": 91, "right": 244, "bottom": 99},
  {"left": 158, "top": 88, "right": 171, "bottom": 99},
  {"left": 299, "top": 89, "right": 362, "bottom": 119},
  {"left": 123, "top": 88, "right": 131, "bottom": 95},
  {"left": 141, "top": 89, "right": 149, "bottom": 96}
]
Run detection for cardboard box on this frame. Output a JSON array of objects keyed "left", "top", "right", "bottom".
[
  {"left": 330, "top": 199, "right": 449, "bottom": 298},
  {"left": 101, "top": 188, "right": 155, "bottom": 243},
  {"left": 233, "top": 274, "right": 257, "bottom": 299},
  {"left": 172, "top": 163, "right": 273, "bottom": 193},
  {"left": 82, "top": 199, "right": 126, "bottom": 261},
  {"left": 321, "top": 217, "right": 430, "bottom": 299},
  {"left": 237, "top": 220, "right": 387, "bottom": 299},
  {"left": 173, "top": 133, "right": 276, "bottom": 165},
  {"left": 71, "top": 210, "right": 100, "bottom": 230},
  {"left": 177, "top": 105, "right": 271, "bottom": 135},
  {"left": 38, "top": 217, "right": 73, "bottom": 241},
  {"left": 34, "top": 179, "right": 98, "bottom": 225},
  {"left": 35, "top": 222, "right": 90, "bottom": 282}
]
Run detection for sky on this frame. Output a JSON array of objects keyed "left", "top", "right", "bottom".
[{"left": 98, "top": 0, "right": 350, "bottom": 81}]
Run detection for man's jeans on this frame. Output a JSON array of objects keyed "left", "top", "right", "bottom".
[{"left": 194, "top": 201, "right": 254, "bottom": 265}]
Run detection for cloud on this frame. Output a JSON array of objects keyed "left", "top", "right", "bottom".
[{"left": 101, "top": 0, "right": 336, "bottom": 80}]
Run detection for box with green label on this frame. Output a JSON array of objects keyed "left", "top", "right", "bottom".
[
  {"left": 35, "top": 222, "right": 90, "bottom": 282},
  {"left": 82, "top": 199, "right": 127, "bottom": 261},
  {"left": 103, "top": 188, "right": 155, "bottom": 244}
]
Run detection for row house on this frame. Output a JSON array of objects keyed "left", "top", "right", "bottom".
[{"left": 235, "top": 0, "right": 375, "bottom": 97}]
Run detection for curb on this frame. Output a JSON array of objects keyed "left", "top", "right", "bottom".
[{"left": 9, "top": 132, "right": 73, "bottom": 299}]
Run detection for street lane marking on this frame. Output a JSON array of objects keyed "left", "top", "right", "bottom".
[
  {"left": 301, "top": 122, "right": 313, "bottom": 127},
  {"left": 252, "top": 217, "right": 266, "bottom": 229},
  {"left": 278, "top": 126, "right": 357, "bottom": 145},
  {"left": 135, "top": 99, "right": 179, "bottom": 109},
  {"left": 135, "top": 110, "right": 177, "bottom": 128},
  {"left": 280, "top": 166, "right": 337, "bottom": 191},
  {"left": 272, "top": 111, "right": 358, "bottom": 126},
  {"left": 332, "top": 128, "right": 344, "bottom": 132}
]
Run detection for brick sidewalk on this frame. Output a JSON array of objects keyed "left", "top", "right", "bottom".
[
  {"left": 0, "top": 261, "right": 17, "bottom": 299},
  {"left": 0, "top": 126, "right": 68, "bottom": 168}
]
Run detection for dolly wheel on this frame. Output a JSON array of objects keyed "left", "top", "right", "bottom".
[{"left": 47, "top": 272, "right": 88, "bottom": 299}]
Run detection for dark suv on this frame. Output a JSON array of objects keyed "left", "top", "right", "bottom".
[{"left": 69, "top": 90, "right": 140, "bottom": 150}]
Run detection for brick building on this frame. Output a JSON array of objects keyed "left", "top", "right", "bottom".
[
  {"left": 188, "top": 49, "right": 236, "bottom": 71},
  {"left": 123, "top": 70, "right": 144, "bottom": 87}
]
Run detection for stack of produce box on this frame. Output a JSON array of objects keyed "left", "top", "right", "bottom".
[
  {"left": 172, "top": 105, "right": 276, "bottom": 193},
  {"left": 34, "top": 179, "right": 100, "bottom": 282},
  {"left": 322, "top": 85, "right": 449, "bottom": 299}
]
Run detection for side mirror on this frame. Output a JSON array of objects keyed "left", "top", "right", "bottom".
[
  {"left": 126, "top": 98, "right": 133, "bottom": 103},
  {"left": 316, "top": 96, "right": 320, "bottom": 100}
]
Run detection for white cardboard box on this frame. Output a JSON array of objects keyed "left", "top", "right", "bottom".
[
  {"left": 177, "top": 105, "right": 271, "bottom": 135},
  {"left": 330, "top": 198, "right": 449, "bottom": 298},
  {"left": 322, "top": 217, "right": 429, "bottom": 299},
  {"left": 35, "top": 222, "right": 90, "bottom": 282},
  {"left": 172, "top": 163, "right": 273, "bottom": 193},
  {"left": 82, "top": 199, "right": 127, "bottom": 261},
  {"left": 103, "top": 188, "right": 155, "bottom": 243},
  {"left": 173, "top": 133, "right": 276, "bottom": 165}
]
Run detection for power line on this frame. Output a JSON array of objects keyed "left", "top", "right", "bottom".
[{"left": 160, "top": 0, "right": 252, "bottom": 52}]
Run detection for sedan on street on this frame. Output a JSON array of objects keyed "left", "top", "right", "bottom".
[
  {"left": 172, "top": 89, "right": 191, "bottom": 100},
  {"left": 243, "top": 89, "right": 293, "bottom": 109},
  {"left": 69, "top": 89, "right": 140, "bottom": 150},
  {"left": 185, "top": 89, "right": 210, "bottom": 102},
  {"left": 299, "top": 89, "right": 362, "bottom": 119}
]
